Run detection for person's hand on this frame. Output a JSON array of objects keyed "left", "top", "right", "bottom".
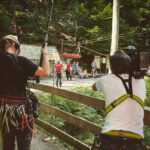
[{"left": 41, "top": 42, "right": 48, "bottom": 54}]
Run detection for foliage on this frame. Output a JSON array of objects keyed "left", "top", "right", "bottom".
[
  {"left": 0, "top": 0, "right": 149, "bottom": 51},
  {"left": 145, "top": 78, "right": 150, "bottom": 107},
  {"left": 144, "top": 126, "right": 150, "bottom": 146},
  {"left": 35, "top": 87, "right": 103, "bottom": 147}
]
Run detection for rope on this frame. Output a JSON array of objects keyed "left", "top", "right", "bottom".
[
  {"left": 21, "top": 114, "right": 36, "bottom": 137},
  {"left": 80, "top": 45, "right": 109, "bottom": 57}
]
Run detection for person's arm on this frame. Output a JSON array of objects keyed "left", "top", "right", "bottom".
[
  {"left": 92, "top": 83, "right": 97, "bottom": 91},
  {"left": 35, "top": 43, "right": 50, "bottom": 77}
]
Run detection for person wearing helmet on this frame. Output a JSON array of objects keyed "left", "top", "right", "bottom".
[{"left": 0, "top": 35, "right": 50, "bottom": 150}]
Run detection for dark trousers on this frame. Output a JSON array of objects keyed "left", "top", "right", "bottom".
[
  {"left": 3, "top": 128, "right": 32, "bottom": 150},
  {"left": 92, "top": 134, "right": 145, "bottom": 150},
  {"left": 56, "top": 72, "right": 62, "bottom": 87},
  {"left": 66, "top": 70, "right": 72, "bottom": 81}
]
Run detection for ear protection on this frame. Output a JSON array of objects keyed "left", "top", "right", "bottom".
[
  {"left": 2, "top": 35, "right": 20, "bottom": 50},
  {"left": 15, "top": 42, "right": 20, "bottom": 49}
]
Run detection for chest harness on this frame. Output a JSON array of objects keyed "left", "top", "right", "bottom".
[{"left": 103, "top": 74, "right": 144, "bottom": 139}]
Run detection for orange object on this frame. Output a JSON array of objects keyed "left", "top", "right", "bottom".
[
  {"left": 21, "top": 114, "right": 36, "bottom": 137},
  {"left": 60, "top": 53, "right": 81, "bottom": 59}
]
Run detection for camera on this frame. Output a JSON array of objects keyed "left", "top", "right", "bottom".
[{"left": 125, "top": 46, "right": 149, "bottom": 77}]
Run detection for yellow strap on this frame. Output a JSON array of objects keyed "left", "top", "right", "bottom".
[
  {"left": 132, "top": 95, "right": 145, "bottom": 107},
  {"left": 104, "top": 94, "right": 144, "bottom": 116},
  {"left": 104, "top": 130, "right": 143, "bottom": 139}
]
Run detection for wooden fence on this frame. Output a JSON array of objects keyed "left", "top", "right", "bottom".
[{"left": 29, "top": 82, "right": 150, "bottom": 150}]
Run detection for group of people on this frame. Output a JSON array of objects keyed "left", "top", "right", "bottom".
[
  {"left": 0, "top": 33, "right": 148, "bottom": 150},
  {"left": 54, "top": 60, "right": 98, "bottom": 87},
  {"left": 54, "top": 61, "right": 81, "bottom": 87}
]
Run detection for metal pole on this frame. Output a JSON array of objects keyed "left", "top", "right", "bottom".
[{"left": 36, "top": 0, "right": 54, "bottom": 83}]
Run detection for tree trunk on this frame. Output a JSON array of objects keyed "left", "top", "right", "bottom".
[
  {"left": 11, "top": 0, "right": 16, "bottom": 24},
  {"left": 110, "top": 0, "right": 120, "bottom": 55}
]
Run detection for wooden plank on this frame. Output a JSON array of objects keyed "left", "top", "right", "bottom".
[
  {"left": 144, "top": 107, "right": 150, "bottom": 126},
  {"left": 40, "top": 102, "right": 101, "bottom": 134},
  {"left": 36, "top": 118, "right": 90, "bottom": 150},
  {"left": 28, "top": 82, "right": 105, "bottom": 111}
]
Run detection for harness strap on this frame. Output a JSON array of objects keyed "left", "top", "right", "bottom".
[
  {"left": 104, "top": 130, "right": 143, "bottom": 139},
  {"left": 104, "top": 94, "right": 129, "bottom": 116},
  {"left": 115, "top": 74, "right": 130, "bottom": 94},
  {"left": 0, "top": 97, "right": 26, "bottom": 105},
  {"left": 103, "top": 74, "right": 144, "bottom": 140},
  {"left": 104, "top": 94, "right": 144, "bottom": 116},
  {"left": 115, "top": 74, "right": 133, "bottom": 96}
]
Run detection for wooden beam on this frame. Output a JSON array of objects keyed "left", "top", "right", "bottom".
[
  {"left": 28, "top": 82, "right": 105, "bottom": 111},
  {"left": 36, "top": 119, "right": 90, "bottom": 150},
  {"left": 40, "top": 102, "right": 101, "bottom": 134}
]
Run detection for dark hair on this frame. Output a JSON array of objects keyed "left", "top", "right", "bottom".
[
  {"left": 110, "top": 50, "right": 132, "bottom": 74},
  {"left": 0, "top": 38, "right": 20, "bottom": 54}
]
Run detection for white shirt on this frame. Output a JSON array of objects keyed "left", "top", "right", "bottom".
[{"left": 96, "top": 74, "right": 146, "bottom": 137}]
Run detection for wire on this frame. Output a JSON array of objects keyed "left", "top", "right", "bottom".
[{"left": 80, "top": 45, "right": 109, "bottom": 57}]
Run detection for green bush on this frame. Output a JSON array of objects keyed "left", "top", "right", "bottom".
[{"left": 145, "top": 78, "right": 150, "bottom": 106}]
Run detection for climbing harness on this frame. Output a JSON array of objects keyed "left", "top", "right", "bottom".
[
  {"left": 104, "top": 94, "right": 144, "bottom": 116},
  {"left": 92, "top": 74, "right": 145, "bottom": 150},
  {"left": 103, "top": 74, "right": 144, "bottom": 139}
]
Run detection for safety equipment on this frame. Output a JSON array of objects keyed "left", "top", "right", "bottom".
[
  {"left": 104, "top": 130, "right": 143, "bottom": 139},
  {"left": 104, "top": 94, "right": 144, "bottom": 116},
  {"left": 104, "top": 74, "right": 144, "bottom": 116},
  {"left": 103, "top": 74, "right": 144, "bottom": 140},
  {"left": 3, "top": 35, "right": 20, "bottom": 49}
]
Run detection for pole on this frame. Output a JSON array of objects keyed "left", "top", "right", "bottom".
[
  {"left": 42, "top": 0, "right": 55, "bottom": 142},
  {"left": 36, "top": 0, "right": 54, "bottom": 83},
  {"left": 110, "top": 0, "right": 120, "bottom": 56}
]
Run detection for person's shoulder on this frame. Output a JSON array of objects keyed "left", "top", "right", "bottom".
[
  {"left": 17, "top": 55, "right": 28, "bottom": 60},
  {"left": 17, "top": 56, "right": 31, "bottom": 63},
  {"left": 99, "top": 74, "right": 116, "bottom": 80},
  {"left": 132, "top": 77, "right": 145, "bottom": 84},
  {"left": 96, "top": 74, "right": 116, "bottom": 83}
]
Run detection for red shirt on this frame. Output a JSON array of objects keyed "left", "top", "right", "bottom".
[
  {"left": 66, "top": 63, "right": 71, "bottom": 71},
  {"left": 55, "top": 63, "right": 63, "bottom": 73}
]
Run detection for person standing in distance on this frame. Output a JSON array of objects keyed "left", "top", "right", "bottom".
[
  {"left": 0, "top": 35, "right": 49, "bottom": 150},
  {"left": 65, "top": 61, "right": 72, "bottom": 81},
  {"left": 55, "top": 61, "right": 63, "bottom": 87},
  {"left": 92, "top": 51, "right": 146, "bottom": 150}
]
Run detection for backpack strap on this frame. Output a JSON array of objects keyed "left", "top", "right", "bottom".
[
  {"left": 103, "top": 74, "right": 144, "bottom": 116},
  {"left": 115, "top": 74, "right": 133, "bottom": 96}
]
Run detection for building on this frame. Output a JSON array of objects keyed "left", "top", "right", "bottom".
[{"left": 20, "top": 44, "right": 60, "bottom": 74}]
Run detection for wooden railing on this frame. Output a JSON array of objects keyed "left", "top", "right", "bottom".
[{"left": 29, "top": 82, "right": 150, "bottom": 150}]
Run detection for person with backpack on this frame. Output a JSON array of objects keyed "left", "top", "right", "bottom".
[
  {"left": 0, "top": 35, "right": 49, "bottom": 150},
  {"left": 92, "top": 50, "right": 146, "bottom": 150}
]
